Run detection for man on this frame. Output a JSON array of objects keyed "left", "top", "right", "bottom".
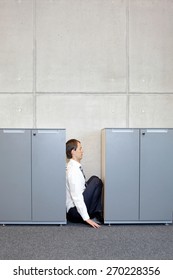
[{"left": 66, "top": 139, "right": 103, "bottom": 228}]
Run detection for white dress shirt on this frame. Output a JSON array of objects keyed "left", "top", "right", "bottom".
[{"left": 66, "top": 159, "right": 90, "bottom": 221}]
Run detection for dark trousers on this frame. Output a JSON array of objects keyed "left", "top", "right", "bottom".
[{"left": 67, "top": 176, "right": 103, "bottom": 223}]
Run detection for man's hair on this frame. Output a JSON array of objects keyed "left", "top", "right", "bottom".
[{"left": 66, "top": 139, "right": 81, "bottom": 159}]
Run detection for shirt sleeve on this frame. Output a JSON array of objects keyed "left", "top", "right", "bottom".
[{"left": 67, "top": 166, "right": 90, "bottom": 221}]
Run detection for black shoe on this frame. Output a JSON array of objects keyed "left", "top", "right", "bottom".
[
  {"left": 94, "top": 212, "right": 104, "bottom": 224},
  {"left": 91, "top": 217, "right": 102, "bottom": 225}
]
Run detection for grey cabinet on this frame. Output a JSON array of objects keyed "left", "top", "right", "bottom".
[
  {"left": 0, "top": 130, "right": 31, "bottom": 222},
  {"left": 140, "top": 129, "right": 173, "bottom": 222},
  {"left": 102, "top": 128, "right": 173, "bottom": 224},
  {"left": 0, "top": 129, "right": 66, "bottom": 224}
]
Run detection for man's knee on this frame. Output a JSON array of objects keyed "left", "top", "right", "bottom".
[{"left": 88, "top": 176, "right": 103, "bottom": 189}]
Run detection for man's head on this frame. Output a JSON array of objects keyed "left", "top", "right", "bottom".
[{"left": 66, "top": 139, "right": 83, "bottom": 162}]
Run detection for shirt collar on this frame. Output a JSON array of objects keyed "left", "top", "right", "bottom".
[{"left": 70, "top": 158, "right": 81, "bottom": 168}]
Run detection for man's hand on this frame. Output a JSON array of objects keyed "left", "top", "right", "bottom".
[{"left": 86, "top": 218, "right": 101, "bottom": 228}]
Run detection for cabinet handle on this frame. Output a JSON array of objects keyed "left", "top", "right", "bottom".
[
  {"left": 38, "top": 130, "right": 60, "bottom": 134},
  {"left": 112, "top": 129, "right": 134, "bottom": 133},
  {"left": 142, "top": 132, "right": 145, "bottom": 136},
  {"left": 146, "top": 129, "right": 168, "bottom": 133},
  {"left": 3, "top": 130, "right": 25, "bottom": 133},
  {"left": 33, "top": 133, "right": 36, "bottom": 136}
]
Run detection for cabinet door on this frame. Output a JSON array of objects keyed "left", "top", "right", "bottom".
[
  {"left": 103, "top": 129, "right": 139, "bottom": 222},
  {"left": 140, "top": 129, "right": 173, "bottom": 221},
  {"left": 32, "top": 129, "right": 66, "bottom": 222},
  {"left": 0, "top": 129, "right": 31, "bottom": 221}
]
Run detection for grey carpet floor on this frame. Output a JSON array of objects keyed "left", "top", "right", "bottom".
[{"left": 0, "top": 223, "right": 173, "bottom": 260}]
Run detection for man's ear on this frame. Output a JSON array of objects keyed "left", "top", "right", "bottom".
[{"left": 71, "top": 148, "right": 75, "bottom": 156}]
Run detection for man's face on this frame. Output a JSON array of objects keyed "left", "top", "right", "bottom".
[{"left": 72, "top": 142, "right": 83, "bottom": 162}]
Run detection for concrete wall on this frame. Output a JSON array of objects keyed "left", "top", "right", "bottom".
[{"left": 0, "top": 0, "right": 173, "bottom": 177}]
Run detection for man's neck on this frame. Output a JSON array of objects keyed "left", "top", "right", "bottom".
[{"left": 72, "top": 157, "right": 81, "bottom": 164}]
